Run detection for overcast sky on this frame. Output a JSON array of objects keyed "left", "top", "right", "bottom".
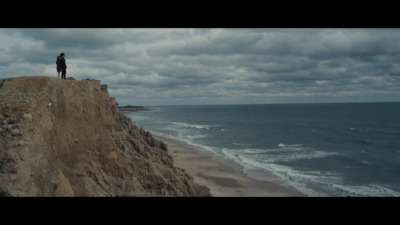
[{"left": 0, "top": 28, "right": 399, "bottom": 106}]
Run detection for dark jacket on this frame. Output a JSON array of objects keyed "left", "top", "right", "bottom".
[
  {"left": 60, "top": 57, "right": 67, "bottom": 69},
  {"left": 56, "top": 56, "right": 62, "bottom": 71}
]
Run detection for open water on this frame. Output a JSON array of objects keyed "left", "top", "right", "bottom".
[{"left": 126, "top": 102, "right": 400, "bottom": 196}]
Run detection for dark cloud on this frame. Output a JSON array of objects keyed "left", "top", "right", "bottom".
[
  {"left": 1, "top": 28, "right": 400, "bottom": 105},
  {"left": 17, "top": 29, "right": 131, "bottom": 50}
]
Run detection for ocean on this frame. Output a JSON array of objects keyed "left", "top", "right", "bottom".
[{"left": 126, "top": 102, "right": 400, "bottom": 197}]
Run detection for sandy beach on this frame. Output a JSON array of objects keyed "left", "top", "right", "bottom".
[{"left": 156, "top": 135, "right": 306, "bottom": 197}]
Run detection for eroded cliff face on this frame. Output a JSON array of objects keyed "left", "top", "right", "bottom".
[{"left": 0, "top": 76, "right": 211, "bottom": 196}]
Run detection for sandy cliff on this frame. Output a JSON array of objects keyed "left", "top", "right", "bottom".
[{"left": 0, "top": 76, "right": 211, "bottom": 196}]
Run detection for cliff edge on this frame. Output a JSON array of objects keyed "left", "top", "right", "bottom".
[{"left": 0, "top": 76, "right": 211, "bottom": 196}]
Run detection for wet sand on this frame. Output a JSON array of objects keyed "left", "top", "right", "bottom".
[{"left": 156, "top": 135, "right": 306, "bottom": 197}]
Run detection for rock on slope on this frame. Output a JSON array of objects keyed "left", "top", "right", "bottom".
[{"left": 0, "top": 76, "right": 211, "bottom": 196}]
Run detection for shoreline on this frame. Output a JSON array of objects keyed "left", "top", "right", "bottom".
[{"left": 155, "top": 135, "right": 306, "bottom": 197}]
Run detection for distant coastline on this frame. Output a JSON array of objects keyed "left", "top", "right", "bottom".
[{"left": 118, "top": 105, "right": 149, "bottom": 112}]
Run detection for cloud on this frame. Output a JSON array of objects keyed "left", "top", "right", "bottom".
[
  {"left": 1, "top": 28, "right": 400, "bottom": 105},
  {"left": 16, "top": 29, "right": 130, "bottom": 50}
]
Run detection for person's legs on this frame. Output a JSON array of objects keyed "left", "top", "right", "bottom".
[{"left": 61, "top": 68, "right": 66, "bottom": 79}]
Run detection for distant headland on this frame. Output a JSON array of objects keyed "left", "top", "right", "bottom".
[{"left": 118, "top": 105, "right": 149, "bottom": 112}]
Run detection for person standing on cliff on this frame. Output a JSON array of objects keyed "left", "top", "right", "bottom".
[
  {"left": 56, "top": 54, "right": 62, "bottom": 78},
  {"left": 59, "top": 53, "right": 67, "bottom": 79}
]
